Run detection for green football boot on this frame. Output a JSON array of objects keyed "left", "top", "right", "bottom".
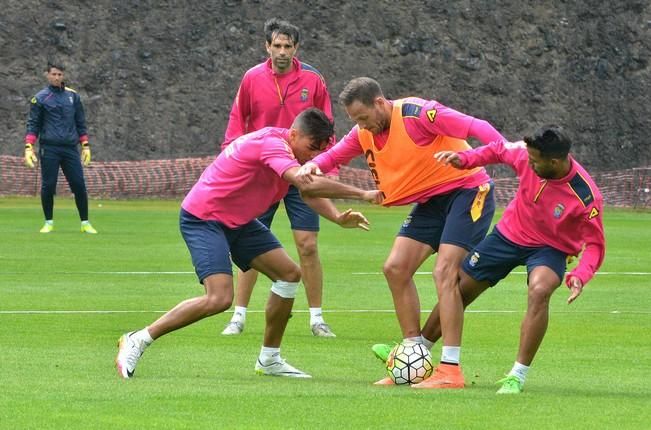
[
  {"left": 371, "top": 343, "right": 394, "bottom": 363},
  {"left": 39, "top": 222, "right": 54, "bottom": 233},
  {"left": 496, "top": 375, "right": 524, "bottom": 394}
]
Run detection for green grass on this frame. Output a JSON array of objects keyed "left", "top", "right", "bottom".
[{"left": 1, "top": 197, "right": 650, "bottom": 429}]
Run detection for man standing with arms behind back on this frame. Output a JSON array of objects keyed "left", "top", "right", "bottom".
[
  {"left": 220, "top": 18, "right": 337, "bottom": 337},
  {"left": 24, "top": 61, "right": 97, "bottom": 234}
]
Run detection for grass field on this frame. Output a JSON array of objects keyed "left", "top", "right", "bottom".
[{"left": 1, "top": 197, "right": 649, "bottom": 429}]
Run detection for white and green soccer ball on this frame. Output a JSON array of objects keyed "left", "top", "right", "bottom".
[{"left": 386, "top": 341, "right": 434, "bottom": 385}]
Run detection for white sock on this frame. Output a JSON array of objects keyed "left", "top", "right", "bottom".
[
  {"left": 134, "top": 328, "right": 154, "bottom": 345},
  {"left": 45, "top": 220, "right": 53, "bottom": 225},
  {"left": 441, "top": 346, "right": 461, "bottom": 364},
  {"left": 81, "top": 220, "right": 90, "bottom": 225},
  {"left": 422, "top": 336, "right": 435, "bottom": 350},
  {"left": 508, "top": 361, "right": 530, "bottom": 384},
  {"left": 230, "top": 306, "right": 247, "bottom": 323},
  {"left": 259, "top": 346, "right": 281, "bottom": 365},
  {"left": 403, "top": 336, "right": 423, "bottom": 344},
  {"left": 309, "top": 307, "right": 324, "bottom": 326}
]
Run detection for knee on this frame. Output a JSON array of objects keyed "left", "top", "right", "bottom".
[
  {"left": 41, "top": 180, "right": 56, "bottom": 195},
  {"left": 295, "top": 236, "right": 318, "bottom": 259},
  {"left": 383, "top": 259, "right": 408, "bottom": 282},
  {"left": 527, "top": 282, "right": 554, "bottom": 308},
  {"left": 69, "top": 178, "right": 87, "bottom": 195},
  {"left": 280, "top": 264, "right": 301, "bottom": 283},
  {"left": 283, "top": 265, "right": 301, "bottom": 282},
  {"left": 204, "top": 293, "right": 233, "bottom": 316},
  {"left": 433, "top": 259, "right": 461, "bottom": 287}
]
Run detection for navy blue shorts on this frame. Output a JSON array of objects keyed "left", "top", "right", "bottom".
[
  {"left": 179, "top": 209, "right": 282, "bottom": 283},
  {"left": 462, "top": 227, "right": 567, "bottom": 286},
  {"left": 398, "top": 183, "right": 495, "bottom": 252},
  {"left": 258, "top": 185, "right": 319, "bottom": 232}
]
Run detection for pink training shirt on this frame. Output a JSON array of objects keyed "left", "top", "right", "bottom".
[
  {"left": 458, "top": 140, "right": 605, "bottom": 286},
  {"left": 222, "top": 57, "right": 333, "bottom": 148},
  {"left": 182, "top": 128, "right": 299, "bottom": 228},
  {"left": 311, "top": 97, "right": 505, "bottom": 205}
]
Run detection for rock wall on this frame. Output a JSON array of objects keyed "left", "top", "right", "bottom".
[{"left": 2, "top": 0, "right": 650, "bottom": 170}]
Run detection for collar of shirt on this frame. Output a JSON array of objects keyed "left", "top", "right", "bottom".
[{"left": 545, "top": 156, "right": 578, "bottom": 184}]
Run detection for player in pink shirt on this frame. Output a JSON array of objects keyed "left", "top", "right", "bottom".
[
  {"left": 221, "top": 18, "right": 339, "bottom": 338},
  {"left": 417, "top": 125, "right": 605, "bottom": 393},
  {"left": 115, "top": 108, "right": 381, "bottom": 379},
  {"left": 298, "top": 77, "right": 506, "bottom": 387}
]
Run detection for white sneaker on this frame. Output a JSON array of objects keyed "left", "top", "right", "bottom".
[
  {"left": 115, "top": 332, "right": 148, "bottom": 379},
  {"left": 221, "top": 321, "right": 244, "bottom": 335},
  {"left": 311, "top": 322, "right": 336, "bottom": 338},
  {"left": 255, "top": 358, "right": 312, "bottom": 378}
]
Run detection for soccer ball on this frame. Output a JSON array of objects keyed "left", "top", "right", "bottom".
[{"left": 386, "top": 342, "right": 434, "bottom": 385}]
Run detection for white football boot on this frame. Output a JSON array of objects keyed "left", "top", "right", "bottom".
[
  {"left": 221, "top": 321, "right": 244, "bottom": 335},
  {"left": 115, "top": 332, "right": 148, "bottom": 379},
  {"left": 255, "top": 358, "right": 312, "bottom": 378},
  {"left": 311, "top": 322, "right": 336, "bottom": 338}
]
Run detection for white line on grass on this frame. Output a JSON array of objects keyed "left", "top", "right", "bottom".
[
  {"left": 351, "top": 271, "right": 650, "bottom": 276},
  {"left": 1, "top": 309, "right": 649, "bottom": 315},
  {"left": 2, "top": 270, "right": 648, "bottom": 275}
]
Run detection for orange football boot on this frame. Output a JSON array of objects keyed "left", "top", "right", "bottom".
[
  {"left": 374, "top": 376, "right": 395, "bottom": 386},
  {"left": 411, "top": 363, "right": 465, "bottom": 389}
]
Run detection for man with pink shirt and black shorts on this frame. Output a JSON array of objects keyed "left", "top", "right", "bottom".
[
  {"left": 115, "top": 108, "right": 381, "bottom": 379},
  {"left": 430, "top": 124, "right": 605, "bottom": 393},
  {"left": 297, "top": 77, "right": 507, "bottom": 387},
  {"left": 221, "top": 18, "right": 339, "bottom": 338}
]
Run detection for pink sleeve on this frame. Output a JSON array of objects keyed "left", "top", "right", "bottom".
[
  {"left": 414, "top": 100, "right": 505, "bottom": 145},
  {"left": 222, "top": 77, "right": 251, "bottom": 150},
  {"left": 259, "top": 139, "right": 300, "bottom": 177},
  {"left": 566, "top": 198, "right": 606, "bottom": 286},
  {"left": 459, "top": 140, "right": 526, "bottom": 170},
  {"left": 417, "top": 101, "right": 473, "bottom": 138},
  {"left": 467, "top": 118, "right": 507, "bottom": 145},
  {"left": 312, "top": 127, "right": 364, "bottom": 173}
]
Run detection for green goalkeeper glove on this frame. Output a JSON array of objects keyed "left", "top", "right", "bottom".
[
  {"left": 24, "top": 143, "right": 37, "bottom": 168},
  {"left": 81, "top": 142, "right": 91, "bottom": 166}
]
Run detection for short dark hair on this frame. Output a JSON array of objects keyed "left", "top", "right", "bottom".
[
  {"left": 46, "top": 61, "right": 65, "bottom": 72},
  {"left": 264, "top": 18, "right": 300, "bottom": 46},
  {"left": 524, "top": 125, "right": 571, "bottom": 159},
  {"left": 293, "top": 108, "right": 334, "bottom": 150},
  {"left": 338, "top": 77, "right": 384, "bottom": 107}
]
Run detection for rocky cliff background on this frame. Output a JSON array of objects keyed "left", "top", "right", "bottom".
[{"left": 1, "top": 0, "right": 650, "bottom": 170}]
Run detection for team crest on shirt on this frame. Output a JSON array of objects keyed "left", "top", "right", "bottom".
[
  {"left": 469, "top": 252, "right": 480, "bottom": 267},
  {"left": 553, "top": 203, "right": 565, "bottom": 219},
  {"left": 300, "top": 88, "right": 309, "bottom": 102},
  {"left": 69, "top": 96, "right": 73, "bottom": 104},
  {"left": 401, "top": 216, "right": 412, "bottom": 228}
]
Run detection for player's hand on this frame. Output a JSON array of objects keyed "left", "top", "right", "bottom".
[
  {"left": 296, "top": 162, "right": 323, "bottom": 184},
  {"left": 565, "top": 275, "right": 584, "bottom": 304},
  {"left": 81, "top": 142, "right": 91, "bottom": 166},
  {"left": 24, "top": 143, "right": 37, "bottom": 168},
  {"left": 434, "top": 151, "right": 463, "bottom": 168},
  {"left": 336, "top": 208, "right": 370, "bottom": 231},
  {"left": 363, "top": 190, "right": 384, "bottom": 205}
]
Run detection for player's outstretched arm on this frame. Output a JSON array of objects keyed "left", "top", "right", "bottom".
[
  {"left": 284, "top": 166, "right": 383, "bottom": 204},
  {"left": 302, "top": 196, "right": 370, "bottom": 231}
]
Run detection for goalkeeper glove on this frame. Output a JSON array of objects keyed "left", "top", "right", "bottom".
[
  {"left": 24, "top": 143, "right": 37, "bottom": 168},
  {"left": 81, "top": 141, "right": 91, "bottom": 166}
]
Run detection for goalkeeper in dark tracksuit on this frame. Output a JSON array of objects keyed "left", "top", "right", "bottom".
[{"left": 24, "top": 61, "right": 97, "bottom": 234}]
